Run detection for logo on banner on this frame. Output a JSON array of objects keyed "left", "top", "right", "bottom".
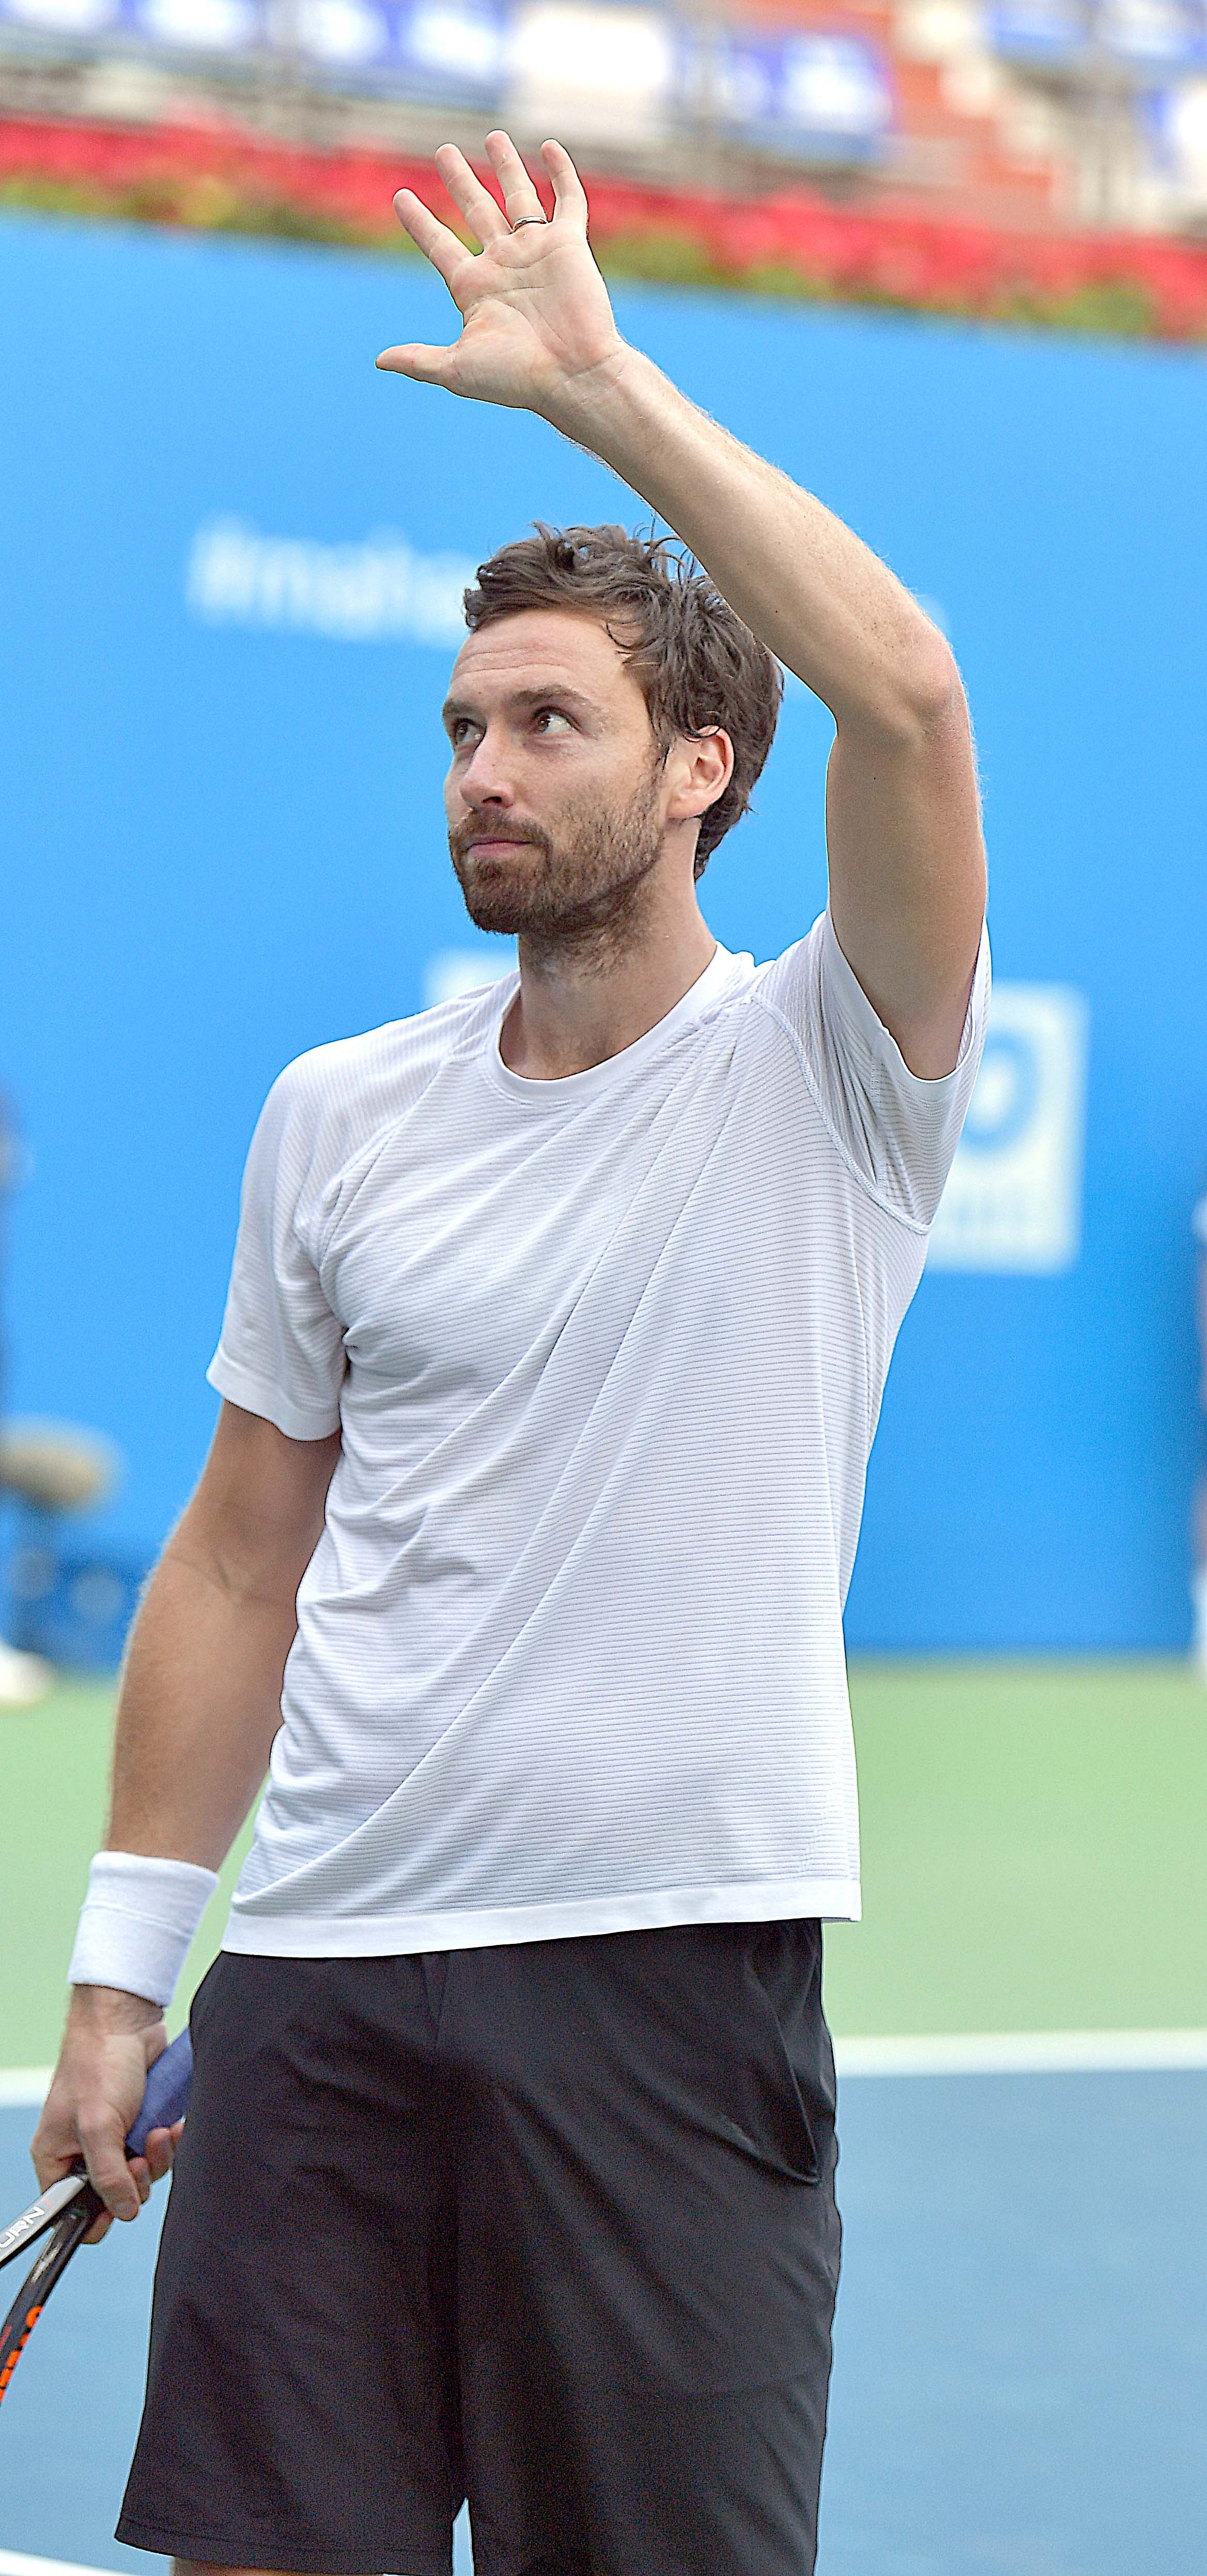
[
  {"left": 927, "top": 984, "right": 1089, "bottom": 1274},
  {"left": 185, "top": 518, "right": 476, "bottom": 646}
]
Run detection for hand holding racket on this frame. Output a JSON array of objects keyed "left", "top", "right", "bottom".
[
  {"left": 0, "top": 2030, "right": 193, "bottom": 2409},
  {"left": 32, "top": 2000, "right": 189, "bottom": 2231}
]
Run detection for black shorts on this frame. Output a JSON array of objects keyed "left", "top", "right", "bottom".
[{"left": 118, "top": 1921, "right": 840, "bottom": 2576}]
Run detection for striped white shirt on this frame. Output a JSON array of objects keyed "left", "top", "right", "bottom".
[{"left": 210, "top": 914, "right": 989, "bottom": 1956}]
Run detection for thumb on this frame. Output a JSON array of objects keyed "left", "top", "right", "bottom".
[{"left": 375, "top": 342, "right": 460, "bottom": 386}]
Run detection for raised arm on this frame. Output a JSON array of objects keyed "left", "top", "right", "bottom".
[{"left": 378, "top": 132, "right": 986, "bottom": 1077}]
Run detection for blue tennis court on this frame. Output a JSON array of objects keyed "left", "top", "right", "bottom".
[{"left": 3, "top": 2064, "right": 1204, "bottom": 2576}]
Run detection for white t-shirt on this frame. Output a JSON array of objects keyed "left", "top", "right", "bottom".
[{"left": 210, "top": 913, "right": 989, "bottom": 1957}]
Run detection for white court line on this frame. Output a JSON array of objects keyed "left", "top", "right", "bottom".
[
  {"left": 835, "top": 2028, "right": 1207, "bottom": 2075},
  {"left": 0, "top": 2553, "right": 117, "bottom": 2576},
  {"left": 3, "top": 2033, "right": 1207, "bottom": 2113},
  {"left": 0, "top": 2071, "right": 51, "bottom": 2108}
]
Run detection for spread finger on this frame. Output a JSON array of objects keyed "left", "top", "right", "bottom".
[
  {"left": 433, "top": 142, "right": 510, "bottom": 242},
  {"left": 392, "top": 191, "right": 472, "bottom": 289},
  {"left": 541, "top": 139, "right": 589, "bottom": 229},
  {"left": 484, "top": 130, "right": 547, "bottom": 227}
]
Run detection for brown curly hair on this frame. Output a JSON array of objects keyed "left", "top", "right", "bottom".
[{"left": 462, "top": 524, "right": 783, "bottom": 879}]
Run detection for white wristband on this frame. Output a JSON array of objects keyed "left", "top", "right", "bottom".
[{"left": 68, "top": 1851, "right": 219, "bottom": 2010}]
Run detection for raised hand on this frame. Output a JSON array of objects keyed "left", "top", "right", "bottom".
[{"left": 376, "top": 132, "right": 624, "bottom": 419}]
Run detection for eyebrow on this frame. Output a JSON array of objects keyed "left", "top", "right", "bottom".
[{"left": 441, "top": 683, "right": 599, "bottom": 728}]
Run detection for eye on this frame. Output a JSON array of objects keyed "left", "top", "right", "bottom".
[
  {"left": 533, "top": 707, "right": 573, "bottom": 735},
  {"left": 448, "top": 716, "right": 478, "bottom": 748}
]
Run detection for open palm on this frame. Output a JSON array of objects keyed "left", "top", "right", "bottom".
[{"left": 377, "top": 133, "right": 624, "bottom": 417}]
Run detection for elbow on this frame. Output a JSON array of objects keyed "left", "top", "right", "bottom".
[
  {"left": 840, "top": 638, "right": 969, "bottom": 755},
  {"left": 900, "top": 636, "right": 967, "bottom": 736}
]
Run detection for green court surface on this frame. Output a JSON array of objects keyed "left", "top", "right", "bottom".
[{"left": 2, "top": 1659, "right": 1205, "bottom": 2069}]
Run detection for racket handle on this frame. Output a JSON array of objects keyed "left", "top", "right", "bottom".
[{"left": 126, "top": 2030, "right": 193, "bottom": 2158}]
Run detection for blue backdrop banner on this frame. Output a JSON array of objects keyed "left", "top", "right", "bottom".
[{"left": 3, "top": 213, "right": 1206, "bottom": 1648}]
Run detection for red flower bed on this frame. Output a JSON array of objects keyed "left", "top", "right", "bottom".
[{"left": 4, "top": 108, "right": 1207, "bottom": 340}]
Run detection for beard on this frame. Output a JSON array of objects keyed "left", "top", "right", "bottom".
[{"left": 448, "top": 759, "right": 667, "bottom": 961}]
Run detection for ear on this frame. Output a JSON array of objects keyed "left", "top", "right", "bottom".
[{"left": 664, "top": 727, "right": 735, "bottom": 823}]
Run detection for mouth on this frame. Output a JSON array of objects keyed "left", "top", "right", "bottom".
[{"left": 464, "top": 836, "right": 536, "bottom": 858}]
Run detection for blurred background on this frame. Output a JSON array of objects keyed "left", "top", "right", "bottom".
[
  {"left": 7, "top": 0, "right": 1207, "bottom": 235},
  {"left": 2, "top": 26, "right": 1206, "bottom": 2570}
]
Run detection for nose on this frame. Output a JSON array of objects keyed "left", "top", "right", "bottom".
[{"left": 458, "top": 726, "right": 515, "bottom": 810}]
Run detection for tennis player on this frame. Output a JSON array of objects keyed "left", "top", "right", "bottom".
[{"left": 35, "top": 133, "right": 988, "bottom": 2576}]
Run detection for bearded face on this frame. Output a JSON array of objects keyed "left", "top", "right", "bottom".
[{"left": 448, "top": 750, "right": 668, "bottom": 947}]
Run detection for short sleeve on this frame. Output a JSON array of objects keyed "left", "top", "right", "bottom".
[
  {"left": 754, "top": 910, "right": 991, "bottom": 1230},
  {"left": 207, "top": 1061, "right": 346, "bottom": 1440}
]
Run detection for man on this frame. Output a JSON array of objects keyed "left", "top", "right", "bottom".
[{"left": 34, "top": 133, "right": 988, "bottom": 2576}]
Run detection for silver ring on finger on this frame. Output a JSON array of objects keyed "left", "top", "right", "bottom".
[{"left": 510, "top": 214, "right": 547, "bottom": 229}]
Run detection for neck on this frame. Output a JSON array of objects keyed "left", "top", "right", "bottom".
[{"left": 500, "top": 882, "right": 717, "bottom": 1081}]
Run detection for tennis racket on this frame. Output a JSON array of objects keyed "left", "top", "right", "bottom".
[{"left": 0, "top": 2028, "right": 193, "bottom": 2410}]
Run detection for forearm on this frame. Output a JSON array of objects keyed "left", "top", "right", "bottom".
[
  {"left": 39, "top": 1409, "right": 334, "bottom": 2210},
  {"left": 68, "top": 1405, "right": 337, "bottom": 2016},
  {"left": 104, "top": 1536, "right": 296, "bottom": 1869},
  {"left": 545, "top": 345, "right": 956, "bottom": 733},
  {"left": 60, "top": 1541, "right": 297, "bottom": 2021}
]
